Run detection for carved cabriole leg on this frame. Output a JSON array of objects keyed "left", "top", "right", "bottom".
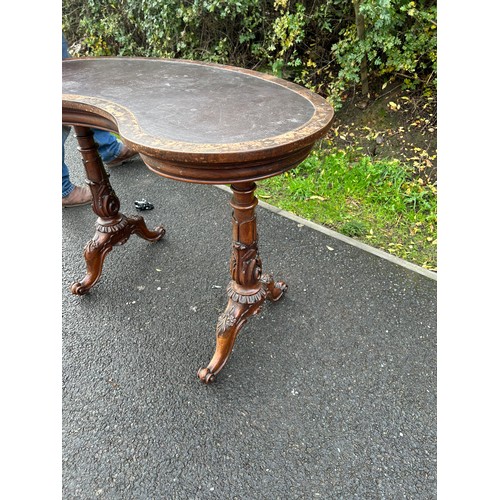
[
  {"left": 197, "top": 182, "right": 287, "bottom": 383},
  {"left": 70, "top": 126, "right": 166, "bottom": 295}
]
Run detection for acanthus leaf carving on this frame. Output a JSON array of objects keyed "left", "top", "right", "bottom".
[{"left": 216, "top": 305, "right": 238, "bottom": 337}]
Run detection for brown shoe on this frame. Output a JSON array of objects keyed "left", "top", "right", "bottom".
[
  {"left": 105, "top": 144, "right": 139, "bottom": 167},
  {"left": 62, "top": 185, "right": 92, "bottom": 208}
]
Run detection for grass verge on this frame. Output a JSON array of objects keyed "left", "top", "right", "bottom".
[{"left": 256, "top": 142, "right": 437, "bottom": 271}]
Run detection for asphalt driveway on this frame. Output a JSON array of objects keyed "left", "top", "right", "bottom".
[{"left": 62, "top": 134, "right": 437, "bottom": 499}]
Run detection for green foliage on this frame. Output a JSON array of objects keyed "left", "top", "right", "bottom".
[
  {"left": 257, "top": 146, "right": 437, "bottom": 269},
  {"left": 63, "top": 0, "right": 275, "bottom": 64},
  {"left": 62, "top": 0, "right": 437, "bottom": 107},
  {"left": 329, "top": 0, "right": 437, "bottom": 105},
  {"left": 340, "top": 220, "right": 368, "bottom": 237}
]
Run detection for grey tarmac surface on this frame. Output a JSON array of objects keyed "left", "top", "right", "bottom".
[{"left": 62, "top": 134, "right": 437, "bottom": 499}]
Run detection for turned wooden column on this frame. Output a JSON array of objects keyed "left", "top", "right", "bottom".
[
  {"left": 71, "top": 126, "right": 166, "bottom": 295},
  {"left": 197, "top": 182, "right": 287, "bottom": 383}
]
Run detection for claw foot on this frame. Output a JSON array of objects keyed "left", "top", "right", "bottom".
[
  {"left": 261, "top": 274, "right": 288, "bottom": 302},
  {"left": 71, "top": 282, "right": 87, "bottom": 296},
  {"left": 197, "top": 367, "right": 216, "bottom": 384}
]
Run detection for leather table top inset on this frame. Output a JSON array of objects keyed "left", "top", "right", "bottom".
[{"left": 63, "top": 57, "right": 334, "bottom": 182}]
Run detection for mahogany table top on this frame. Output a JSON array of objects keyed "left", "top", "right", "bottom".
[{"left": 63, "top": 57, "right": 334, "bottom": 183}]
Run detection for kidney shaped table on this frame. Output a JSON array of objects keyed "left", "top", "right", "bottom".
[{"left": 62, "top": 57, "right": 334, "bottom": 383}]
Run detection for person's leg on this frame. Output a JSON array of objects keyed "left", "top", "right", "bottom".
[
  {"left": 92, "top": 129, "right": 123, "bottom": 163},
  {"left": 62, "top": 32, "right": 70, "bottom": 59},
  {"left": 92, "top": 129, "right": 139, "bottom": 166},
  {"left": 62, "top": 125, "right": 92, "bottom": 207},
  {"left": 62, "top": 33, "right": 91, "bottom": 207},
  {"left": 62, "top": 126, "right": 74, "bottom": 197}
]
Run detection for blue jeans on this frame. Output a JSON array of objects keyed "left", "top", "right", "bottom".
[
  {"left": 62, "top": 127, "right": 123, "bottom": 197},
  {"left": 62, "top": 33, "right": 123, "bottom": 197}
]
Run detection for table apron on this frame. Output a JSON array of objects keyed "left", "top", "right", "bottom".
[{"left": 140, "top": 144, "right": 313, "bottom": 184}]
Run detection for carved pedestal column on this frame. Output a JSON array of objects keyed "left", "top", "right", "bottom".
[
  {"left": 197, "top": 182, "right": 287, "bottom": 383},
  {"left": 71, "top": 126, "right": 166, "bottom": 295}
]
